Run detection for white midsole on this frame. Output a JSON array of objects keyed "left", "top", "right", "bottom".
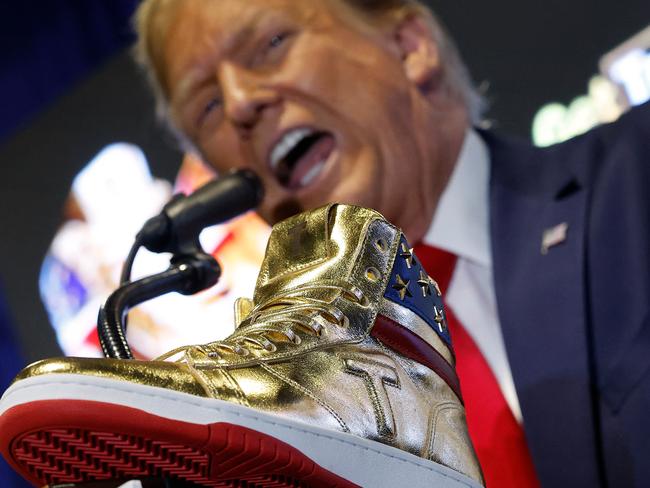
[{"left": 1, "top": 374, "right": 481, "bottom": 488}]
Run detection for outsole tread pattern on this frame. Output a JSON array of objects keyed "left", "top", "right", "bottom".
[
  {"left": 0, "top": 400, "right": 358, "bottom": 488},
  {"left": 14, "top": 429, "right": 210, "bottom": 484}
]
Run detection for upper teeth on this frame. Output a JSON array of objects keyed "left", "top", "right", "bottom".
[{"left": 269, "top": 128, "right": 314, "bottom": 171}]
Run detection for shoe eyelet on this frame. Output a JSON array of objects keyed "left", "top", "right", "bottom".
[
  {"left": 365, "top": 267, "right": 381, "bottom": 282},
  {"left": 264, "top": 343, "right": 277, "bottom": 352},
  {"left": 208, "top": 352, "right": 219, "bottom": 358},
  {"left": 292, "top": 335, "right": 302, "bottom": 345},
  {"left": 343, "top": 287, "right": 369, "bottom": 307},
  {"left": 354, "top": 294, "right": 370, "bottom": 307},
  {"left": 374, "top": 239, "right": 388, "bottom": 252},
  {"left": 312, "top": 323, "right": 325, "bottom": 337}
]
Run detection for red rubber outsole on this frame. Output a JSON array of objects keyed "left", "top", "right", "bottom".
[{"left": 0, "top": 400, "right": 359, "bottom": 488}]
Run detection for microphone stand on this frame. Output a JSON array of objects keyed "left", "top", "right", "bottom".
[
  {"left": 96, "top": 169, "right": 263, "bottom": 361},
  {"left": 98, "top": 251, "right": 221, "bottom": 360}
]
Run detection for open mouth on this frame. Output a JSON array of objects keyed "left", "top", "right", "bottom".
[{"left": 268, "top": 128, "right": 336, "bottom": 190}]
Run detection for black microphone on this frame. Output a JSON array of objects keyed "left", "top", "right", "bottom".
[{"left": 137, "top": 169, "right": 264, "bottom": 255}]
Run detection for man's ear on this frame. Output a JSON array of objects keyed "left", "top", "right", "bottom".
[{"left": 394, "top": 15, "right": 441, "bottom": 93}]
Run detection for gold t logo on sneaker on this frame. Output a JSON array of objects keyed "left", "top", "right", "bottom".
[{"left": 344, "top": 357, "right": 400, "bottom": 438}]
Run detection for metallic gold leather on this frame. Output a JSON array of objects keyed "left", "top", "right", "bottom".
[
  {"left": 13, "top": 204, "right": 483, "bottom": 485},
  {"left": 234, "top": 297, "right": 254, "bottom": 327},
  {"left": 14, "top": 357, "right": 210, "bottom": 398}
]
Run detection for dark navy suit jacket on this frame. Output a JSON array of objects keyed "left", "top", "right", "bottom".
[{"left": 484, "top": 101, "right": 650, "bottom": 487}]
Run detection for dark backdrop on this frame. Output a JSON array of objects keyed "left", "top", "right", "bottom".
[{"left": 0, "top": 1, "right": 649, "bottom": 362}]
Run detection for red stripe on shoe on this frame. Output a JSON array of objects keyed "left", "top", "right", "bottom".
[
  {"left": 371, "top": 314, "right": 463, "bottom": 402},
  {"left": 0, "top": 400, "right": 359, "bottom": 488}
]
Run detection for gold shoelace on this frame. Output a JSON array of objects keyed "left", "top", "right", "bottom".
[{"left": 157, "top": 280, "right": 367, "bottom": 363}]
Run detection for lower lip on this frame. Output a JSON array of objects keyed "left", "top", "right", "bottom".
[{"left": 287, "top": 134, "right": 336, "bottom": 190}]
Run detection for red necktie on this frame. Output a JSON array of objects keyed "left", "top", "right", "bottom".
[{"left": 414, "top": 243, "right": 540, "bottom": 488}]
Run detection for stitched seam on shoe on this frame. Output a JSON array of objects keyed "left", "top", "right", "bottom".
[
  {"left": 375, "top": 340, "right": 421, "bottom": 391},
  {"left": 258, "top": 362, "right": 349, "bottom": 432},
  {"left": 195, "top": 367, "right": 249, "bottom": 407},
  {"left": 350, "top": 219, "right": 398, "bottom": 338},
  {"left": 428, "top": 402, "right": 461, "bottom": 460},
  {"left": 6, "top": 380, "right": 476, "bottom": 486}
]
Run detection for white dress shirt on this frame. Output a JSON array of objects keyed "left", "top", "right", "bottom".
[{"left": 422, "top": 130, "right": 524, "bottom": 423}]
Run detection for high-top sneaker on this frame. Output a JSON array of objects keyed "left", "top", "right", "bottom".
[{"left": 0, "top": 204, "right": 483, "bottom": 488}]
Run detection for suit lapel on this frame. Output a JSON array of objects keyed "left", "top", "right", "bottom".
[{"left": 485, "top": 132, "right": 602, "bottom": 487}]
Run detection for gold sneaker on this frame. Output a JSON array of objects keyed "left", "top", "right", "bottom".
[{"left": 0, "top": 204, "right": 483, "bottom": 488}]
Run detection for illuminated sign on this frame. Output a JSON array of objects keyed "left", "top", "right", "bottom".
[
  {"left": 607, "top": 49, "right": 650, "bottom": 105},
  {"left": 601, "top": 25, "right": 650, "bottom": 106},
  {"left": 532, "top": 75, "right": 624, "bottom": 147},
  {"left": 533, "top": 25, "right": 650, "bottom": 147}
]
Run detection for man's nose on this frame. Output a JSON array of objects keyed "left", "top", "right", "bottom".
[{"left": 219, "top": 62, "right": 279, "bottom": 132}]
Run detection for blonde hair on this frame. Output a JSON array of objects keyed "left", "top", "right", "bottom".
[{"left": 134, "top": 0, "right": 484, "bottom": 144}]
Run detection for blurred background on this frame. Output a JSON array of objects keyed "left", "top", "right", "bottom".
[
  {"left": 0, "top": 1, "right": 648, "bottom": 485},
  {"left": 1, "top": 0, "right": 649, "bottom": 381}
]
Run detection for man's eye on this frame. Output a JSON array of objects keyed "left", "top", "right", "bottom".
[
  {"left": 196, "top": 96, "right": 222, "bottom": 127},
  {"left": 269, "top": 32, "right": 288, "bottom": 48},
  {"left": 252, "top": 31, "right": 292, "bottom": 67},
  {"left": 203, "top": 97, "right": 221, "bottom": 116}
]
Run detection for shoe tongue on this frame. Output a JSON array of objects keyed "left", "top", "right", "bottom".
[{"left": 253, "top": 203, "right": 383, "bottom": 303}]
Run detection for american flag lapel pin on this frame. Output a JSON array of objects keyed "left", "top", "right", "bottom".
[{"left": 541, "top": 222, "right": 569, "bottom": 255}]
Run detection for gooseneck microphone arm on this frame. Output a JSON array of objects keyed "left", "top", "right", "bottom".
[
  {"left": 98, "top": 254, "right": 221, "bottom": 360},
  {"left": 98, "top": 169, "right": 264, "bottom": 360}
]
